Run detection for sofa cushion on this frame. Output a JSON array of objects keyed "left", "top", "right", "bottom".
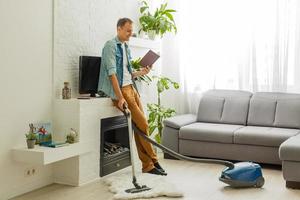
[
  {"left": 197, "top": 89, "right": 252, "bottom": 125},
  {"left": 247, "top": 97, "right": 277, "bottom": 127},
  {"left": 197, "top": 96, "right": 224, "bottom": 123},
  {"left": 220, "top": 97, "right": 250, "bottom": 125},
  {"left": 274, "top": 99, "right": 300, "bottom": 129},
  {"left": 279, "top": 134, "right": 300, "bottom": 161},
  {"left": 179, "top": 122, "right": 244, "bottom": 144},
  {"left": 163, "top": 114, "right": 197, "bottom": 129},
  {"left": 234, "top": 126, "right": 300, "bottom": 147}
]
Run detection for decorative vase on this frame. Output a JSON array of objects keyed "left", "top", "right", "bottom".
[
  {"left": 66, "top": 128, "right": 78, "bottom": 144},
  {"left": 147, "top": 30, "right": 157, "bottom": 40},
  {"left": 27, "top": 139, "right": 36, "bottom": 149},
  {"left": 62, "top": 82, "right": 71, "bottom": 99}
]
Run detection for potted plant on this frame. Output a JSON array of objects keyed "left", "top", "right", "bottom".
[
  {"left": 25, "top": 124, "right": 37, "bottom": 149},
  {"left": 139, "top": 1, "right": 177, "bottom": 40},
  {"left": 66, "top": 128, "right": 79, "bottom": 144},
  {"left": 131, "top": 57, "right": 152, "bottom": 84},
  {"left": 147, "top": 76, "right": 179, "bottom": 143}
]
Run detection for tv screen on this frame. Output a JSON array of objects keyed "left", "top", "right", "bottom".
[{"left": 79, "top": 56, "right": 101, "bottom": 97}]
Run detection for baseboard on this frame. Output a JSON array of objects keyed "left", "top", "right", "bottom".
[{"left": 286, "top": 181, "right": 300, "bottom": 189}]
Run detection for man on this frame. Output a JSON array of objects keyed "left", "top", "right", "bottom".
[{"left": 98, "top": 18, "right": 167, "bottom": 176}]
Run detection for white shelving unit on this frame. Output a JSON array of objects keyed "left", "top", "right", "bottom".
[
  {"left": 12, "top": 142, "right": 93, "bottom": 165},
  {"left": 129, "top": 37, "right": 161, "bottom": 50}
]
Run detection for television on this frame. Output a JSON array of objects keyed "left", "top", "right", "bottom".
[{"left": 79, "top": 56, "right": 101, "bottom": 97}]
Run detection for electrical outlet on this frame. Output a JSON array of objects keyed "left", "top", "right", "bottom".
[
  {"left": 32, "top": 168, "right": 36, "bottom": 175},
  {"left": 24, "top": 167, "right": 37, "bottom": 177},
  {"left": 24, "top": 168, "right": 31, "bottom": 177}
]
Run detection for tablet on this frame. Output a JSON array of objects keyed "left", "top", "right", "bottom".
[{"left": 139, "top": 50, "right": 160, "bottom": 67}]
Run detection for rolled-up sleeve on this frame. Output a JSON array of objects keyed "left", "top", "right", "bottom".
[{"left": 102, "top": 42, "right": 117, "bottom": 76}]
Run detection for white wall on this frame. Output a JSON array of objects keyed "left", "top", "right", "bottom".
[{"left": 0, "top": 0, "right": 53, "bottom": 199}]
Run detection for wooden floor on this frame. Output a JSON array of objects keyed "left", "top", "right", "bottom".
[{"left": 11, "top": 157, "right": 300, "bottom": 200}]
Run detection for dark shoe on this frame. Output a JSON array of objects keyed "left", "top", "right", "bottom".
[
  {"left": 145, "top": 167, "right": 167, "bottom": 176},
  {"left": 154, "top": 162, "right": 166, "bottom": 173}
]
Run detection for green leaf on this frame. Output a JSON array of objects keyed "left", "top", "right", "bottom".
[
  {"left": 149, "top": 112, "right": 156, "bottom": 121},
  {"left": 154, "top": 133, "right": 161, "bottom": 143},
  {"left": 140, "top": 6, "right": 149, "bottom": 14},
  {"left": 165, "top": 9, "right": 176, "bottom": 13},
  {"left": 141, "top": 0, "right": 148, "bottom": 7},
  {"left": 173, "top": 82, "right": 179, "bottom": 89},
  {"left": 157, "top": 81, "right": 164, "bottom": 93},
  {"left": 165, "top": 12, "right": 174, "bottom": 22},
  {"left": 149, "top": 126, "right": 156, "bottom": 135},
  {"left": 145, "top": 75, "right": 152, "bottom": 82},
  {"left": 161, "top": 3, "right": 168, "bottom": 11}
]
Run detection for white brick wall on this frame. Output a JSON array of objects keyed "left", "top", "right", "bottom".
[{"left": 53, "top": 0, "right": 141, "bottom": 98}]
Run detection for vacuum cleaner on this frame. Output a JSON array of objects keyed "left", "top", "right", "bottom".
[{"left": 122, "top": 106, "right": 265, "bottom": 193}]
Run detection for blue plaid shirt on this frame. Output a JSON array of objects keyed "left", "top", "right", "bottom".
[{"left": 98, "top": 37, "right": 138, "bottom": 100}]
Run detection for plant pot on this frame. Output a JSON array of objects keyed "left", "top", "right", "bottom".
[
  {"left": 66, "top": 135, "right": 75, "bottom": 144},
  {"left": 147, "top": 30, "right": 157, "bottom": 40},
  {"left": 139, "top": 31, "right": 147, "bottom": 39},
  {"left": 27, "top": 139, "right": 36, "bottom": 149}
]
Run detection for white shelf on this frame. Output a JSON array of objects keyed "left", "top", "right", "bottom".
[
  {"left": 12, "top": 142, "right": 93, "bottom": 165},
  {"left": 129, "top": 37, "right": 161, "bottom": 50}
]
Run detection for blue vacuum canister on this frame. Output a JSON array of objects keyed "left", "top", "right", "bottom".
[{"left": 219, "top": 162, "right": 265, "bottom": 188}]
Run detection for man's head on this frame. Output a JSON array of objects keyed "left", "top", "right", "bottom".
[{"left": 117, "top": 18, "right": 133, "bottom": 42}]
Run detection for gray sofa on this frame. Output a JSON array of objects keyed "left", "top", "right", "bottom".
[{"left": 162, "top": 89, "right": 300, "bottom": 188}]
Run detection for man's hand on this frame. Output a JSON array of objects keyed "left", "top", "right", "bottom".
[
  {"left": 132, "top": 65, "right": 152, "bottom": 79},
  {"left": 118, "top": 97, "right": 127, "bottom": 111},
  {"left": 109, "top": 74, "right": 127, "bottom": 111},
  {"left": 140, "top": 65, "right": 152, "bottom": 75}
]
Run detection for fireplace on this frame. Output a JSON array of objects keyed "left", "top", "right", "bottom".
[{"left": 100, "top": 115, "right": 131, "bottom": 177}]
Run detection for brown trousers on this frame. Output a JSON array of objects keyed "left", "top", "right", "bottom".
[{"left": 113, "top": 85, "right": 158, "bottom": 172}]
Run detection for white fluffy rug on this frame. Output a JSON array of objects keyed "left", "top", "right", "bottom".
[{"left": 102, "top": 171, "right": 184, "bottom": 199}]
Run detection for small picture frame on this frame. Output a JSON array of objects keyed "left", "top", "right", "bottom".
[{"left": 33, "top": 122, "right": 52, "bottom": 145}]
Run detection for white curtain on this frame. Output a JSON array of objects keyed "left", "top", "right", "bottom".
[{"left": 174, "top": 0, "right": 300, "bottom": 113}]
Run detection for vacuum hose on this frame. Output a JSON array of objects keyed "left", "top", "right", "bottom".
[
  {"left": 132, "top": 123, "right": 234, "bottom": 169},
  {"left": 123, "top": 107, "right": 235, "bottom": 169}
]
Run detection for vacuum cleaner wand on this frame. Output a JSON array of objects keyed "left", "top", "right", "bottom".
[{"left": 123, "top": 105, "right": 151, "bottom": 194}]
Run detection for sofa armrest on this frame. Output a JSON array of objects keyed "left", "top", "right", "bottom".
[
  {"left": 279, "top": 134, "right": 300, "bottom": 161},
  {"left": 163, "top": 114, "right": 197, "bottom": 129}
]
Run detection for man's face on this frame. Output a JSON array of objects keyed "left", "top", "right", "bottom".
[{"left": 117, "top": 22, "right": 133, "bottom": 42}]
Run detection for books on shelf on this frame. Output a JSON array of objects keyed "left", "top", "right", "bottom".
[{"left": 40, "top": 141, "right": 69, "bottom": 148}]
